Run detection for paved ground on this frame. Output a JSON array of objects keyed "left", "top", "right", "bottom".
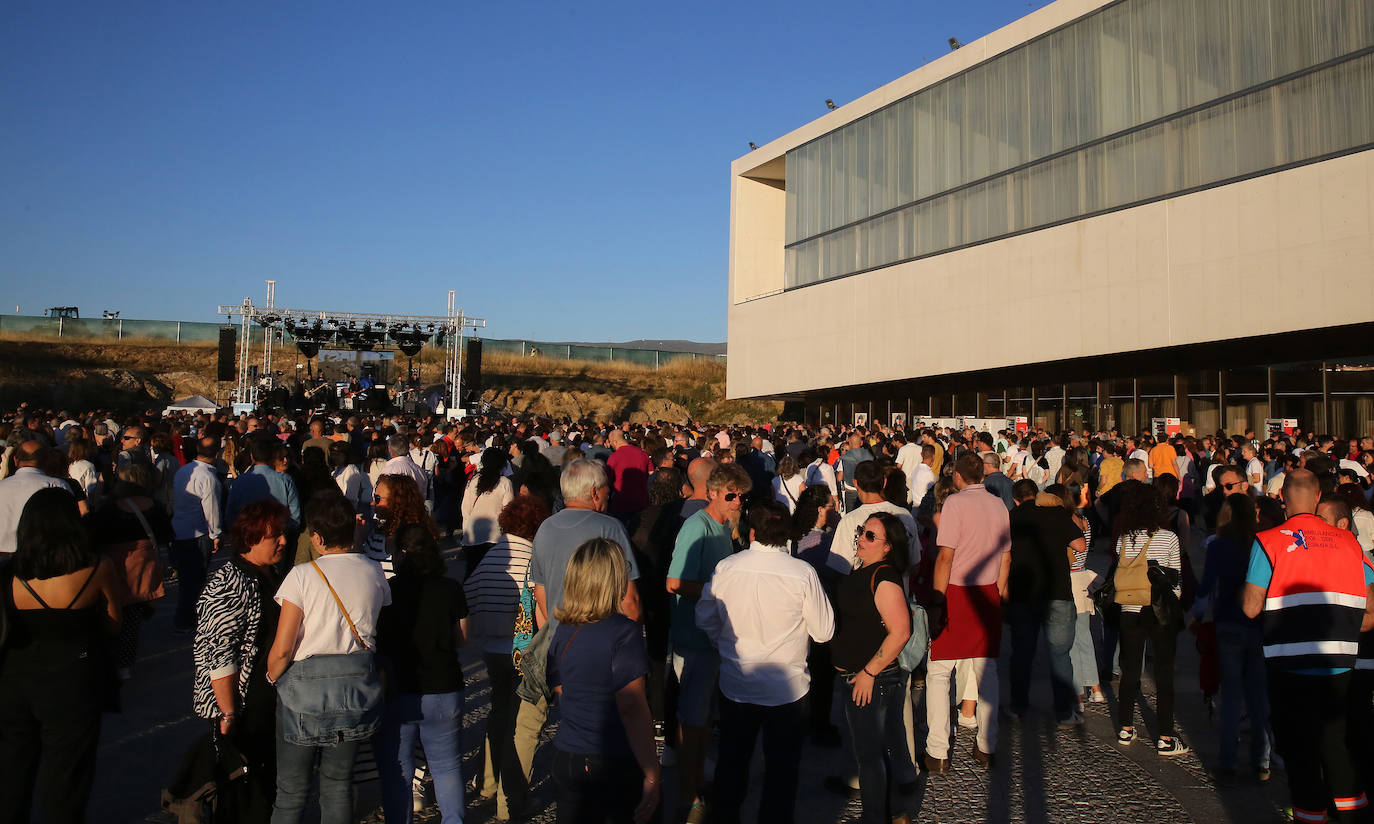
[{"left": 93, "top": 553, "right": 1293, "bottom": 824}]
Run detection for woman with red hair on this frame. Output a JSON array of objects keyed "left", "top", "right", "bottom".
[{"left": 191, "top": 498, "right": 290, "bottom": 821}]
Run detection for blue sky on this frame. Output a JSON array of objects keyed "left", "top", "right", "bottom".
[{"left": 2, "top": 1, "right": 1043, "bottom": 342}]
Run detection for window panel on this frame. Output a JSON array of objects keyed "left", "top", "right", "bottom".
[{"left": 782, "top": 0, "right": 1374, "bottom": 289}]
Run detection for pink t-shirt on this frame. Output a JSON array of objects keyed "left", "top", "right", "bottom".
[{"left": 935, "top": 484, "right": 1011, "bottom": 586}]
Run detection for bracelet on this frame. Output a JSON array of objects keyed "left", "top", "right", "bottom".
[
  {"left": 220, "top": 711, "right": 236, "bottom": 720},
  {"left": 862, "top": 667, "right": 878, "bottom": 677}
]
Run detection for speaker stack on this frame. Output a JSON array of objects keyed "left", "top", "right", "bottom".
[
  {"left": 217, "top": 327, "right": 237, "bottom": 381},
  {"left": 465, "top": 339, "right": 483, "bottom": 402}
]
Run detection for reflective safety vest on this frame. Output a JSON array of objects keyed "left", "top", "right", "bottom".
[{"left": 1258, "top": 513, "right": 1367, "bottom": 671}]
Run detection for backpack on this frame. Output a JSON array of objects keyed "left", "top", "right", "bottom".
[
  {"left": 868, "top": 566, "right": 928, "bottom": 672},
  {"left": 1113, "top": 532, "right": 1155, "bottom": 606}
]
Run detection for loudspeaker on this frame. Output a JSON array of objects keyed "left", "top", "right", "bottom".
[
  {"left": 217, "top": 327, "right": 237, "bottom": 381},
  {"left": 464, "top": 339, "right": 482, "bottom": 398}
]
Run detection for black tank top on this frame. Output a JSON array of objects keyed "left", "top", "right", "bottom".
[
  {"left": 832, "top": 562, "right": 902, "bottom": 674},
  {"left": 1, "top": 564, "right": 108, "bottom": 670}
]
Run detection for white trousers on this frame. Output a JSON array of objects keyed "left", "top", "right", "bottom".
[{"left": 925, "top": 657, "right": 998, "bottom": 759}]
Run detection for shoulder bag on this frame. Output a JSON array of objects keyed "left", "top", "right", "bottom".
[
  {"left": 275, "top": 561, "right": 383, "bottom": 746},
  {"left": 1113, "top": 532, "right": 1155, "bottom": 606},
  {"left": 868, "top": 567, "right": 928, "bottom": 672}
]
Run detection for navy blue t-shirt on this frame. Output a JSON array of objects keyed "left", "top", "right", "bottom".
[{"left": 547, "top": 614, "right": 650, "bottom": 757}]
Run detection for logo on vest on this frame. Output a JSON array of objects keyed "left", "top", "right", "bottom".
[{"left": 1280, "top": 529, "right": 1309, "bottom": 552}]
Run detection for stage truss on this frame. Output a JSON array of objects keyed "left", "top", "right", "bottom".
[{"left": 218, "top": 282, "right": 485, "bottom": 412}]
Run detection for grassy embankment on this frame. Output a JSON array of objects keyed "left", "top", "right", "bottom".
[{"left": 0, "top": 335, "right": 778, "bottom": 423}]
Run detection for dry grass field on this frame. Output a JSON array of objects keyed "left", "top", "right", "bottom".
[{"left": 0, "top": 336, "right": 778, "bottom": 424}]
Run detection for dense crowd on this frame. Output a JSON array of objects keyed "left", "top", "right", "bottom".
[{"left": 1, "top": 403, "right": 1373, "bottom": 824}]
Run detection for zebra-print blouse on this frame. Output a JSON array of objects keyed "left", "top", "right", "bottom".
[{"left": 192, "top": 558, "right": 270, "bottom": 719}]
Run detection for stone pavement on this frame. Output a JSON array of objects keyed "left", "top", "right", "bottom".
[{"left": 101, "top": 556, "right": 1292, "bottom": 824}]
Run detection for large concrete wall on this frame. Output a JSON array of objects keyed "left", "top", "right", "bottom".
[{"left": 726, "top": 148, "right": 1374, "bottom": 399}]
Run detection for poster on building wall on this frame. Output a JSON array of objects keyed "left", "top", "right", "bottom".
[
  {"left": 1151, "top": 417, "right": 1182, "bottom": 440},
  {"left": 891, "top": 412, "right": 906, "bottom": 431},
  {"left": 854, "top": 412, "right": 868, "bottom": 428},
  {"left": 1265, "top": 418, "right": 1299, "bottom": 436},
  {"left": 1008, "top": 416, "right": 1029, "bottom": 433}
]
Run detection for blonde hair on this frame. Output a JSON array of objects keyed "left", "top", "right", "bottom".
[{"left": 553, "top": 538, "right": 628, "bottom": 626}]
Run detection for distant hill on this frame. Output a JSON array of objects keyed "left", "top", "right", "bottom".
[{"left": 543, "top": 340, "right": 727, "bottom": 356}]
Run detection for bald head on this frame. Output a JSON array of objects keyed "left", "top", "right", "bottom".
[
  {"left": 14, "top": 440, "right": 45, "bottom": 467},
  {"left": 686, "top": 456, "right": 717, "bottom": 501},
  {"left": 1280, "top": 468, "right": 1321, "bottom": 515},
  {"left": 608, "top": 430, "right": 626, "bottom": 448}
]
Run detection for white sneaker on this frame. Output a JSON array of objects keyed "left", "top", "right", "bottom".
[
  {"left": 957, "top": 713, "right": 978, "bottom": 730},
  {"left": 1087, "top": 689, "right": 1106, "bottom": 704},
  {"left": 1156, "top": 737, "right": 1190, "bottom": 757}
]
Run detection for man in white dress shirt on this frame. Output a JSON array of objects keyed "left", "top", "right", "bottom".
[
  {"left": 170, "top": 436, "right": 224, "bottom": 632},
  {"left": 381, "top": 434, "right": 429, "bottom": 500},
  {"left": 696, "top": 502, "right": 834, "bottom": 824},
  {"left": 0, "top": 441, "right": 71, "bottom": 555}
]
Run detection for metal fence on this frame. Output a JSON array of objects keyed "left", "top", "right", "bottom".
[{"left": 0, "top": 315, "right": 725, "bottom": 367}]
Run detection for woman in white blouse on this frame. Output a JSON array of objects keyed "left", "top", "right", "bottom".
[{"left": 461, "top": 448, "right": 514, "bottom": 570}]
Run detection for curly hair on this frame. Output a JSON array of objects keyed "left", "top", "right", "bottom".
[
  {"left": 376, "top": 473, "right": 439, "bottom": 539},
  {"left": 1116, "top": 481, "right": 1166, "bottom": 535},
  {"left": 497, "top": 493, "right": 552, "bottom": 542}
]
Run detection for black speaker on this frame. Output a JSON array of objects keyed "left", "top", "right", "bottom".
[
  {"left": 217, "top": 327, "right": 237, "bottom": 381},
  {"left": 464, "top": 339, "right": 482, "bottom": 398}
]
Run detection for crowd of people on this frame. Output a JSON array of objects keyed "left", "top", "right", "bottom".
[{"left": 1, "top": 402, "right": 1373, "bottom": 823}]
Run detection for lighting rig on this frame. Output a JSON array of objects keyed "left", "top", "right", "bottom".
[{"left": 218, "top": 282, "right": 485, "bottom": 413}]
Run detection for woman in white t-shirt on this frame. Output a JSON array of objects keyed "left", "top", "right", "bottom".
[
  {"left": 461, "top": 448, "right": 515, "bottom": 560},
  {"left": 266, "top": 496, "right": 391, "bottom": 824},
  {"left": 772, "top": 454, "right": 806, "bottom": 514}
]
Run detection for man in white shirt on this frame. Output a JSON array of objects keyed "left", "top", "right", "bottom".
[
  {"left": 170, "top": 436, "right": 224, "bottom": 632},
  {"left": 1126, "top": 437, "right": 1151, "bottom": 480},
  {"left": 0, "top": 441, "right": 72, "bottom": 554},
  {"left": 830, "top": 460, "right": 920, "bottom": 574},
  {"left": 696, "top": 502, "right": 834, "bottom": 824},
  {"left": 909, "top": 444, "right": 938, "bottom": 511},
  {"left": 381, "top": 434, "right": 429, "bottom": 500},
  {"left": 1043, "top": 438, "right": 1066, "bottom": 487},
  {"left": 894, "top": 431, "right": 922, "bottom": 481},
  {"left": 1241, "top": 443, "right": 1266, "bottom": 496}
]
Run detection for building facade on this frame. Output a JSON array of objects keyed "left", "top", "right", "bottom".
[{"left": 727, "top": 0, "right": 1374, "bottom": 436}]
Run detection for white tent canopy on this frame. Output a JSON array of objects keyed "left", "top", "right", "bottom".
[{"left": 163, "top": 394, "right": 219, "bottom": 415}]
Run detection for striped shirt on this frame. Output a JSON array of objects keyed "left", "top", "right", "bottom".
[
  {"left": 463, "top": 535, "right": 534, "bottom": 656},
  {"left": 1116, "top": 528, "right": 1180, "bottom": 614}
]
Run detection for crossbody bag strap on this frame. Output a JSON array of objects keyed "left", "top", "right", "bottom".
[
  {"left": 310, "top": 560, "right": 369, "bottom": 652},
  {"left": 1123, "top": 531, "right": 1155, "bottom": 566},
  {"left": 126, "top": 500, "right": 158, "bottom": 546}
]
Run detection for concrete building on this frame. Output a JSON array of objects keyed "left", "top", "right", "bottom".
[{"left": 728, "top": 0, "right": 1374, "bottom": 437}]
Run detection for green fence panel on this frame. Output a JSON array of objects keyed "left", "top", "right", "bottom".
[
  {"left": 567, "top": 344, "right": 612, "bottom": 361},
  {"left": 0, "top": 315, "right": 61, "bottom": 337}
]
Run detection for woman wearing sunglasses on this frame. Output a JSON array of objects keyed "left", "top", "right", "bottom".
[{"left": 832, "top": 512, "right": 915, "bottom": 824}]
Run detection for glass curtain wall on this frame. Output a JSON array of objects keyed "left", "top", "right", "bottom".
[{"left": 785, "top": 0, "right": 1374, "bottom": 288}]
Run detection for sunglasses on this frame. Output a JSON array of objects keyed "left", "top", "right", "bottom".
[
  {"left": 1223, "top": 481, "right": 1248, "bottom": 491},
  {"left": 723, "top": 492, "right": 742, "bottom": 502},
  {"left": 855, "top": 526, "right": 885, "bottom": 543}
]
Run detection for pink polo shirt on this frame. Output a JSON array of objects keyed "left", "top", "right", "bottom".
[{"left": 934, "top": 484, "right": 1011, "bottom": 586}]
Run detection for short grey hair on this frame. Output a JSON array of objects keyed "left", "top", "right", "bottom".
[
  {"left": 388, "top": 434, "right": 409, "bottom": 458},
  {"left": 1123, "top": 458, "right": 1147, "bottom": 480},
  {"left": 561, "top": 458, "right": 609, "bottom": 503}
]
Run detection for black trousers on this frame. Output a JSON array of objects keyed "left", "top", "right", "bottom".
[
  {"left": 1116, "top": 607, "right": 1178, "bottom": 737},
  {"left": 1271, "top": 670, "right": 1368, "bottom": 823},
  {"left": 807, "top": 641, "right": 836, "bottom": 734},
  {"left": 1351, "top": 670, "right": 1374, "bottom": 798},
  {"left": 482, "top": 653, "right": 525, "bottom": 800},
  {"left": 0, "top": 661, "right": 103, "bottom": 824},
  {"left": 712, "top": 695, "right": 809, "bottom": 824},
  {"left": 552, "top": 749, "right": 642, "bottom": 824}
]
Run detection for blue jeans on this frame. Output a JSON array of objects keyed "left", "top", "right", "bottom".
[
  {"left": 843, "top": 668, "right": 913, "bottom": 824},
  {"left": 1069, "top": 610, "right": 1097, "bottom": 689},
  {"left": 271, "top": 738, "right": 359, "bottom": 824},
  {"left": 1216, "top": 622, "right": 1271, "bottom": 770},
  {"left": 374, "top": 691, "right": 464, "bottom": 824},
  {"left": 170, "top": 535, "right": 213, "bottom": 630},
  {"left": 1007, "top": 600, "right": 1077, "bottom": 717}
]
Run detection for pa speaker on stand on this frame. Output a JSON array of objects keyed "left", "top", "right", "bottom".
[
  {"left": 217, "top": 326, "right": 237, "bottom": 382},
  {"left": 463, "top": 339, "right": 482, "bottom": 406}
]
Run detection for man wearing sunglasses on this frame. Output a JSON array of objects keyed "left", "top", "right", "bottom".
[
  {"left": 666, "top": 463, "right": 751, "bottom": 824},
  {"left": 830, "top": 460, "right": 920, "bottom": 575}
]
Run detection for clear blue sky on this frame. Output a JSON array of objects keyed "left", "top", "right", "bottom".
[{"left": 2, "top": 1, "right": 1042, "bottom": 343}]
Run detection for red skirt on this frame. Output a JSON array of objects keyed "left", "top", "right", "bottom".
[{"left": 930, "top": 583, "right": 1001, "bottom": 661}]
